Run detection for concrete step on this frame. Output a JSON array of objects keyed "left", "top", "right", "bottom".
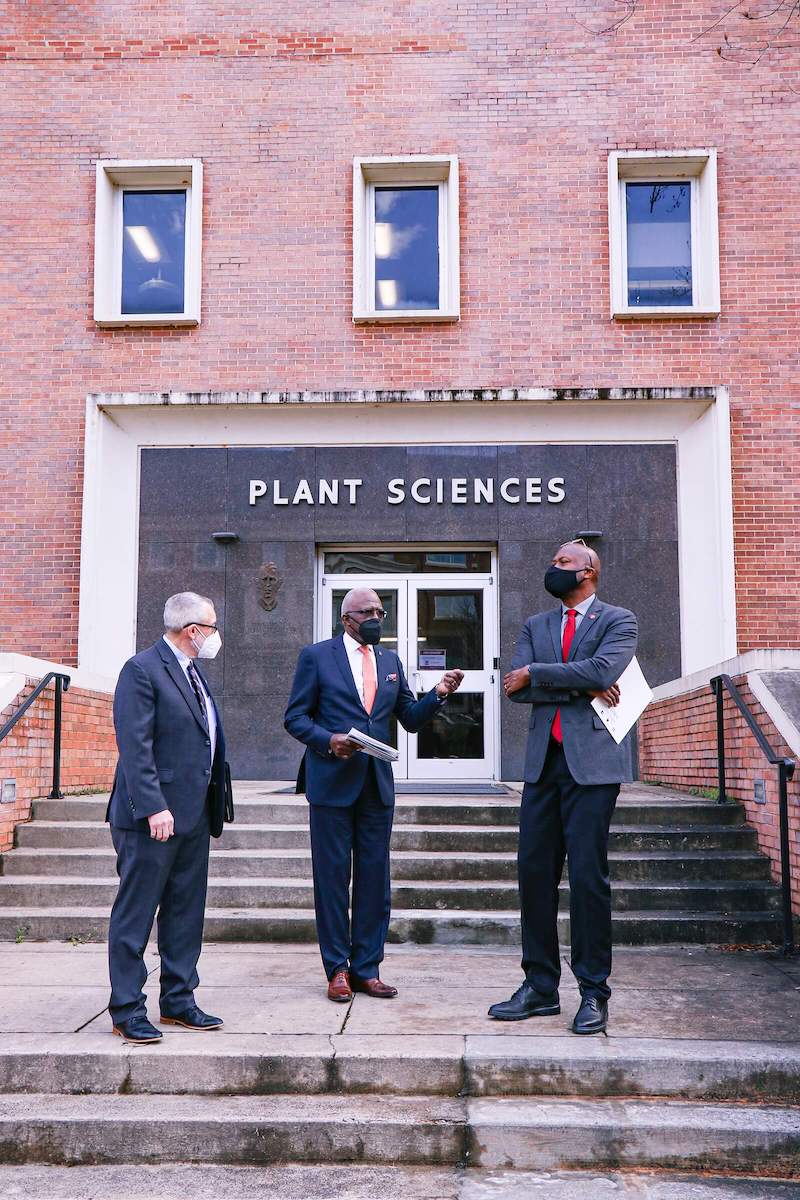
[
  {"left": 0, "top": 906, "right": 784, "bottom": 945},
  {"left": 0, "top": 1092, "right": 797, "bottom": 1173},
  {"left": 0, "top": 1165, "right": 796, "bottom": 1200},
  {"left": 466, "top": 1096, "right": 800, "bottom": 1174},
  {"left": 32, "top": 794, "right": 745, "bottom": 828},
  {"left": 0, "top": 1092, "right": 466, "bottom": 1166},
  {"left": 0, "top": 876, "right": 781, "bottom": 914},
  {"left": 1, "top": 846, "right": 773, "bottom": 883},
  {"left": 3, "top": 1033, "right": 798, "bottom": 1103},
  {"left": 13, "top": 821, "right": 758, "bottom": 853}
]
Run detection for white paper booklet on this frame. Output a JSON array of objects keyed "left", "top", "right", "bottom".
[
  {"left": 590, "top": 656, "right": 653, "bottom": 745},
  {"left": 347, "top": 728, "right": 399, "bottom": 762}
]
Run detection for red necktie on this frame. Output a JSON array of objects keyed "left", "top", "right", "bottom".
[
  {"left": 551, "top": 608, "right": 577, "bottom": 745},
  {"left": 359, "top": 645, "right": 377, "bottom": 714}
]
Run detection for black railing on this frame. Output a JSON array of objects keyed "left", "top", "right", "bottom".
[
  {"left": 0, "top": 673, "right": 71, "bottom": 800},
  {"left": 711, "top": 673, "right": 796, "bottom": 956}
]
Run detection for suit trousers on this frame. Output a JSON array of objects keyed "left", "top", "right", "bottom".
[
  {"left": 519, "top": 740, "right": 619, "bottom": 1000},
  {"left": 108, "top": 809, "right": 211, "bottom": 1023},
  {"left": 308, "top": 762, "right": 393, "bottom": 981}
]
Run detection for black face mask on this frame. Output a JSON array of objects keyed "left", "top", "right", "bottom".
[
  {"left": 353, "top": 617, "right": 383, "bottom": 645},
  {"left": 544, "top": 565, "right": 585, "bottom": 598}
]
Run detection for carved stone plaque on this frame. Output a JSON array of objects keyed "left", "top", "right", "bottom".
[{"left": 258, "top": 562, "right": 282, "bottom": 612}]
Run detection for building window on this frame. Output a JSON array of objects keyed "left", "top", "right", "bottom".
[
  {"left": 94, "top": 160, "right": 202, "bottom": 327},
  {"left": 608, "top": 150, "right": 719, "bottom": 319},
  {"left": 353, "top": 156, "right": 460, "bottom": 322}
]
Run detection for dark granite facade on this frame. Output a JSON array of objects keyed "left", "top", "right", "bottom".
[{"left": 137, "top": 444, "right": 680, "bottom": 779}]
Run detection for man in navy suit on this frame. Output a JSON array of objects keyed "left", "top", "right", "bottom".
[
  {"left": 285, "top": 587, "right": 463, "bottom": 1001},
  {"left": 107, "top": 591, "right": 231, "bottom": 1043}
]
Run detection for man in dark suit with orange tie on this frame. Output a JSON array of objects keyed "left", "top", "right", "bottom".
[
  {"left": 285, "top": 587, "right": 463, "bottom": 1002},
  {"left": 489, "top": 543, "right": 637, "bottom": 1035}
]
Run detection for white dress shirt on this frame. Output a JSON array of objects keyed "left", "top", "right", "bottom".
[
  {"left": 163, "top": 635, "right": 218, "bottom": 763},
  {"left": 560, "top": 593, "right": 597, "bottom": 638},
  {"left": 343, "top": 631, "right": 376, "bottom": 708}
]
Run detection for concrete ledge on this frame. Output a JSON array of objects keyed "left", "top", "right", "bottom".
[
  {"left": 652, "top": 651, "right": 800, "bottom": 702},
  {"left": 91, "top": 387, "right": 718, "bottom": 409},
  {"left": 0, "top": 655, "right": 114, "bottom": 697}
]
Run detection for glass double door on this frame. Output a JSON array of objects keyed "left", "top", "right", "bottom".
[{"left": 319, "top": 570, "right": 498, "bottom": 781}]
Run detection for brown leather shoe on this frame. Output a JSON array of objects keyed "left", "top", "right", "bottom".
[
  {"left": 327, "top": 969, "right": 353, "bottom": 1003},
  {"left": 351, "top": 976, "right": 398, "bottom": 999}
]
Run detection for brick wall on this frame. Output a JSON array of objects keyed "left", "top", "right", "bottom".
[
  {"left": 1, "top": 2, "right": 799, "bottom": 663},
  {"left": 0, "top": 680, "right": 116, "bottom": 852},
  {"left": 639, "top": 677, "right": 800, "bottom": 913}
]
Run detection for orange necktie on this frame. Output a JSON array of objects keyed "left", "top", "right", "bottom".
[{"left": 358, "top": 644, "right": 377, "bottom": 714}]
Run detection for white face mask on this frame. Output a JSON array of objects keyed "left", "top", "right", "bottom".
[{"left": 193, "top": 629, "right": 222, "bottom": 660}]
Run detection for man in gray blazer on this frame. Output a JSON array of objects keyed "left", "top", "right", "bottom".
[{"left": 489, "top": 542, "right": 637, "bottom": 1034}]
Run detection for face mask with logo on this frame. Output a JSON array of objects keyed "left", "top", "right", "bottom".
[
  {"left": 194, "top": 629, "right": 222, "bottom": 660},
  {"left": 544, "top": 565, "right": 585, "bottom": 598},
  {"left": 354, "top": 617, "right": 383, "bottom": 645}
]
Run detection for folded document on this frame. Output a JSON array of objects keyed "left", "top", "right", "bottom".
[
  {"left": 347, "top": 728, "right": 399, "bottom": 762},
  {"left": 590, "top": 656, "right": 653, "bottom": 745}
]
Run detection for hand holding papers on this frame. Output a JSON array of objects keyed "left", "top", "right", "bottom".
[
  {"left": 346, "top": 728, "right": 399, "bottom": 762},
  {"left": 590, "top": 656, "right": 653, "bottom": 744}
]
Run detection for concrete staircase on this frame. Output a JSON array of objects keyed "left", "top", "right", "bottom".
[
  {"left": 0, "top": 782, "right": 786, "bottom": 946},
  {"left": 0, "top": 1022, "right": 798, "bottom": 1191}
]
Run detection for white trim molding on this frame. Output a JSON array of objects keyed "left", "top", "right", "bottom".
[
  {"left": 93, "top": 159, "right": 203, "bottom": 327},
  {"left": 78, "top": 387, "right": 736, "bottom": 683},
  {"left": 608, "top": 150, "right": 720, "bottom": 320},
  {"left": 352, "top": 155, "right": 460, "bottom": 323}
]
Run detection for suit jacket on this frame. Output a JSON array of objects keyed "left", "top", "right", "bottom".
[
  {"left": 509, "top": 596, "right": 638, "bottom": 786},
  {"left": 284, "top": 635, "right": 443, "bottom": 807},
  {"left": 106, "top": 639, "right": 229, "bottom": 837}
]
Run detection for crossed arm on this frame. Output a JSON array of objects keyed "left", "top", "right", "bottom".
[{"left": 504, "top": 612, "right": 637, "bottom": 706}]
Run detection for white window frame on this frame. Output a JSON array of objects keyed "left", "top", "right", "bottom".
[
  {"left": 94, "top": 159, "right": 203, "bottom": 327},
  {"left": 353, "top": 155, "right": 460, "bottom": 322},
  {"left": 608, "top": 150, "right": 720, "bottom": 320}
]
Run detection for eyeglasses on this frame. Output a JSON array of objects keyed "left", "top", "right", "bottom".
[
  {"left": 344, "top": 607, "right": 388, "bottom": 620},
  {"left": 182, "top": 621, "right": 219, "bottom": 632}
]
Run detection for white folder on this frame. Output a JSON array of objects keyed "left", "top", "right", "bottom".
[{"left": 590, "top": 656, "right": 653, "bottom": 744}]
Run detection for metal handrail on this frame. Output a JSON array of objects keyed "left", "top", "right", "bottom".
[
  {"left": 0, "top": 673, "right": 71, "bottom": 800},
  {"left": 710, "top": 673, "right": 796, "bottom": 956}
]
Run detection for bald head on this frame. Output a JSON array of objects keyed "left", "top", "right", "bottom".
[
  {"left": 546, "top": 541, "right": 600, "bottom": 605},
  {"left": 340, "top": 587, "right": 385, "bottom": 645},
  {"left": 557, "top": 541, "right": 600, "bottom": 576}
]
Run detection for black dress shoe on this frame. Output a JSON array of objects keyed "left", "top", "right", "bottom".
[
  {"left": 572, "top": 995, "right": 608, "bottom": 1035},
  {"left": 488, "top": 981, "right": 560, "bottom": 1021},
  {"left": 112, "top": 1016, "right": 163, "bottom": 1044},
  {"left": 160, "top": 1004, "right": 224, "bottom": 1031}
]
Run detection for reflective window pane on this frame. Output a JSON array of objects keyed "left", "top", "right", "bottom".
[
  {"left": 323, "top": 550, "right": 491, "bottom": 574},
  {"left": 626, "top": 182, "right": 692, "bottom": 307},
  {"left": 122, "top": 190, "right": 186, "bottom": 314},
  {"left": 416, "top": 693, "right": 484, "bottom": 760},
  {"left": 374, "top": 186, "right": 439, "bottom": 310},
  {"left": 416, "top": 589, "right": 483, "bottom": 670}
]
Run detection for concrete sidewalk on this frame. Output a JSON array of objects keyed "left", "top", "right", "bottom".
[
  {"left": 2, "top": 939, "right": 798, "bottom": 1042},
  {"left": 1, "top": 941, "right": 798, "bottom": 1198}
]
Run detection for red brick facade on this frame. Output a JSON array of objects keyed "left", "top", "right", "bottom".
[
  {"left": 0, "top": 681, "right": 116, "bottom": 853},
  {"left": 1, "top": 3, "right": 798, "bottom": 664},
  {"left": 639, "top": 679, "right": 800, "bottom": 913}
]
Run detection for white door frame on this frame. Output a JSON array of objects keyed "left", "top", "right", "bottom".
[{"left": 316, "top": 545, "right": 500, "bottom": 782}]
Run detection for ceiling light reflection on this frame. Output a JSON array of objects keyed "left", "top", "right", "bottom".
[
  {"left": 377, "top": 279, "right": 398, "bottom": 308},
  {"left": 126, "top": 225, "right": 161, "bottom": 262},
  {"left": 375, "top": 222, "right": 393, "bottom": 259}
]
